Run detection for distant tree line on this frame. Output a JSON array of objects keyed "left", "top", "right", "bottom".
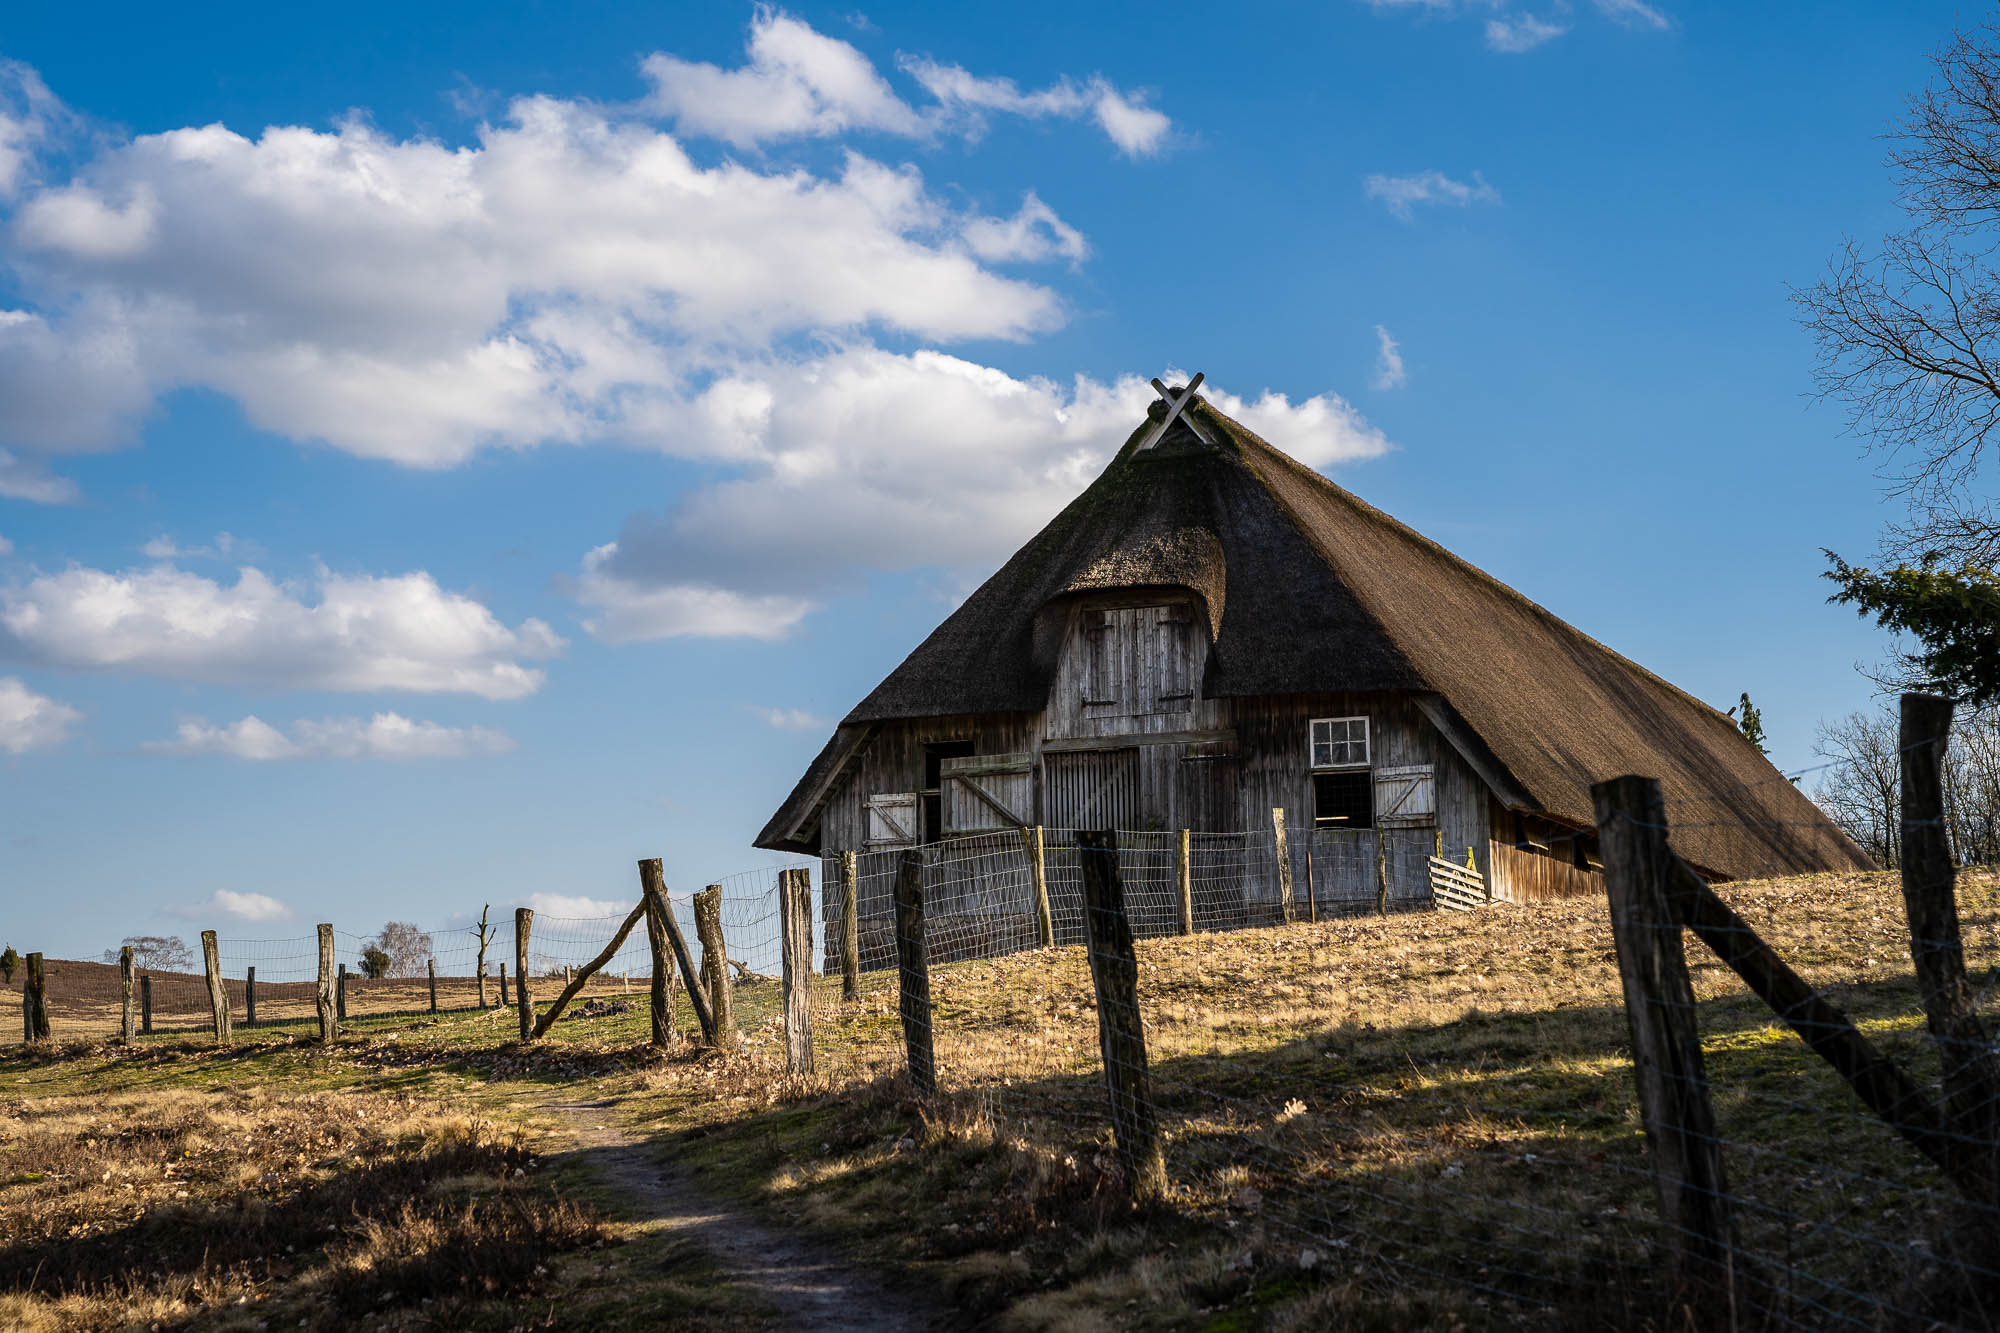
[{"left": 1813, "top": 706, "right": 2000, "bottom": 868}]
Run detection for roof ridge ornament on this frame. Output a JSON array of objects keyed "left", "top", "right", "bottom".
[{"left": 1137, "top": 371, "right": 1216, "bottom": 450}]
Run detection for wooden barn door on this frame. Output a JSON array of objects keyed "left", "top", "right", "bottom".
[{"left": 1043, "top": 749, "right": 1141, "bottom": 832}]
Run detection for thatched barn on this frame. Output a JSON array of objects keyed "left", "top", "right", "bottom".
[{"left": 755, "top": 381, "right": 1868, "bottom": 926}]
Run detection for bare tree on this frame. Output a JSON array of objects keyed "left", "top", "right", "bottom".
[
  {"left": 470, "top": 905, "right": 495, "bottom": 1007},
  {"left": 371, "top": 922, "right": 434, "bottom": 979},
  {"left": 1947, "top": 706, "right": 2000, "bottom": 863},
  {"left": 1814, "top": 705, "right": 2000, "bottom": 867},
  {"left": 103, "top": 935, "right": 194, "bottom": 972}
]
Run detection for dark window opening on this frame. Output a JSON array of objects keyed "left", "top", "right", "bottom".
[
  {"left": 1313, "top": 771, "right": 1373, "bottom": 828},
  {"left": 921, "top": 741, "right": 975, "bottom": 842}
]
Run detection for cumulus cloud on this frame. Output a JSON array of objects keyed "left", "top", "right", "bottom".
[
  {"left": 1372, "top": 325, "right": 1407, "bottom": 390},
  {"left": 518, "top": 892, "right": 627, "bottom": 919},
  {"left": 165, "top": 889, "right": 293, "bottom": 923},
  {"left": 0, "top": 674, "right": 79, "bottom": 753},
  {"left": 1486, "top": 14, "right": 1568, "bottom": 51},
  {"left": 960, "top": 192, "right": 1087, "bottom": 264},
  {"left": 900, "top": 56, "right": 1172, "bottom": 157},
  {"left": 0, "top": 563, "right": 562, "bottom": 698},
  {"left": 145, "top": 712, "right": 517, "bottom": 760},
  {"left": 750, "top": 706, "right": 828, "bottom": 731},
  {"left": 574, "top": 349, "right": 1393, "bottom": 641},
  {"left": 1364, "top": 170, "right": 1501, "bottom": 220}
]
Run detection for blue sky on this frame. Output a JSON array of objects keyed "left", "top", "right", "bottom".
[{"left": 0, "top": 1, "right": 1955, "bottom": 956}]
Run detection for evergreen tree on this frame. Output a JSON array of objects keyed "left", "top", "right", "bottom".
[{"left": 1735, "top": 692, "right": 1769, "bottom": 755}]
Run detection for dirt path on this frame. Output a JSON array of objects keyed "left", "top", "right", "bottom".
[{"left": 552, "top": 1101, "right": 946, "bottom": 1333}]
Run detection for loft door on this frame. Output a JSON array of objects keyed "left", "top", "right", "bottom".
[{"left": 1042, "top": 749, "right": 1141, "bottom": 832}]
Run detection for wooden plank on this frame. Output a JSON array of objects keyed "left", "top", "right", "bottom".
[
  {"left": 200, "top": 930, "right": 231, "bottom": 1045},
  {"left": 1043, "top": 727, "right": 1235, "bottom": 754},
  {"left": 1135, "top": 372, "right": 1205, "bottom": 450},
  {"left": 1428, "top": 858, "right": 1486, "bottom": 913},
  {"left": 1898, "top": 694, "right": 2000, "bottom": 1205},
  {"left": 1077, "top": 830, "right": 1168, "bottom": 1201},
  {"left": 894, "top": 848, "right": 936, "bottom": 1095},
  {"left": 640, "top": 859, "right": 716, "bottom": 1045},
  {"left": 1024, "top": 825, "right": 1055, "bottom": 948},
  {"left": 513, "top": 908, "right": 534, "bottom": 1042},
  {"left": 780, "top": 868, "right": 815, "bottom": 1075},
  {"left": 940, "top": 752, "right": 1033, "bottom": 779},
  {"left": 693, "top": 886, "right": 736, "bottom": 1052},
  {"left": 1592, "top": 775, "right": 1737, "bottom": 1312}
]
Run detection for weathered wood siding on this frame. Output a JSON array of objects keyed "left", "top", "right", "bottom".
[
  {"left": 1045, "top": 595, "right": 1228, "bottom": 741},
  {"left": 1484, "top": 799, "right": 1606, "bottom": 902},
  {"left": 819, "top": 714, "right": 1039, "bottom": 853}
]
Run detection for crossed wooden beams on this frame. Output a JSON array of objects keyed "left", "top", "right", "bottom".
[{"left": 1136, "top": 370, "right": 1217, "bottom": 450}]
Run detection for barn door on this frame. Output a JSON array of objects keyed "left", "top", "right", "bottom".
[
  {"left": 864, "top": 792, "right": 920, "bottom": 848},
  {"left": 1043, "top": 749, "right": 1141, "bottom": 832},
  {"left": 941, "top": 753, "right": 1033, "bottom": 834},
  {"left": 1373, "top": 764, "right": 1436, "bottom": 827}
]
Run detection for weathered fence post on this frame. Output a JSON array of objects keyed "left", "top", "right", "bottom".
[
  {"left": 1176, "top": 829, "right": 1194, "bottom": 936},
  {"left": 692, "top": 885, "right": 735, "bottom": 1052},
  {"left": 1272, "top": 807, "right": 1295, "bottom": 923},
  {"left": 475, "top": 904, "right": 493, "bottom": 1008},
  {"left": 642, "top": 872, "right": 676, "bottom": 1047},
  {"left": 638, "top": 858, "right": 714, "bottom": 1045},
  {"left": 316, "top": 924, "right": 335, "bottom": 1043},
  {"left": 119, "top": 946, "right": 136, "bottom": 1043},
  {"left": 1024, "top": 825, "right": 1055, "bottom": 947},
  {"left": 1305, "top": 835, "right": 1318, "bottom": 923},
  {"left": 140, "top": 973, "right": 153, "bottom": 1035},
  {"left": 893, "top": 848, "right": 936, "bottom": 1095},
  {"left": 780, "top": 867, "right": 816, "bottom": 1075},
  {"left": 426, "top": 958, "right": 438, "bottom": 1013},
  {"left": 23, "top": 952, "right": 49, "bottom": 1043},
  {"left": 498, "top": 962, "right": 510, "bottom": 1007},
  {"left": 1078, "top": 830, "right": 1168, "bottom": 1201},
  {"left": 1592, "top": 775, "right": 1735, "bottom": 1314},
  {"left": 514, "top": 908, "right": 534, "bottom": 1041},
  {"left": 336, "top": 962, "right": 348, "bottom": 1021},
  {"left": 840, "top": 849, "right": 862, "bottom": 1002},
  {"left": 200, "top": 931, "right": 231, "bottom": 1045},
  {"left": 1899, "top": 692, "right": 2000, "bottom": 1203},
  {"left": 244, "top": 965, "right": 257, "bottom": 1027},
  {"left": 1376, "top": 833, "right": 1389, "bottom": 916}
]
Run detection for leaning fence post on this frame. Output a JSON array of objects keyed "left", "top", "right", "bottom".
[
  {"left": 693, "top": 886, "right": 735, "bottom": 1052},
  {"left": 1024, "top": 825, "right": 1055, "bottom": 947},
  {"left": 316, "top": 924, "right": 336, "bottom": 1042},
  {"left": 1176, "top": 829, "right": 1195, "bottom": 935},
  {"left": 1898, "top": 692, "right": 2000, "bottom": 1203},
  {"left": 200, "top": 930, "right": 231, "bottom": 1045},
  {"left": 840, "top": 849, "right": 862, "bottom": 1002},
  {"left": 23, "top": 952, "right": 49, "bottom": 1043},
  {"left": 1272, "top": 807, "right": 1295, "bottom": 923},
  {"left": 140, "top": 973, "right": 153, "bottom": 1035},
  {"left": 514, "top": 908, "right": 534, "bottom": 1041},
  {"left": 1592, "top": 775, "right": 1735, "bottom": 1313},
  {"left": 244, "top": 965, "right": 257, "bottom": 1027},
  {"left": 426, "top": 958, "right": 438, "bottom": 1013},
  {"left": 119, "top": 946, "right": 136, "bottom": 1043},
  {"left": 893, "top": 848, "right": 936, "bottom": 1095},
  {"left": 780, "top": 867, "right": 816, "bottom": 1075},
  {"left": 639, "top": 858, "right": 713, "bottom": 1045},
  {"left": 1078, "top": 830, "right": 1168, "bottom": 1201}
]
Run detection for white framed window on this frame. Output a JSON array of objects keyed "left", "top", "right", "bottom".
[{"left": 1309, "top": 716, "right": 1369, "bottom": 769}]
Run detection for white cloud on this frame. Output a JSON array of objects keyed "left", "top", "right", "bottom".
[
  {"left": 165, "top": 889, "right": 294, "bottom": 923},
  {"left": 1089, "top": 85, "right": 1172, "bottom": 157},
  {"left": 751, "top": 705, "right": 828, "bottom": 731},
  {"left": 1372, "top": 325, "right": 1407, "bottom": 390},
  {"left": 960, "top": 192, "right": 1088, "bottom": 264},
  {"left": 0, "top": 59, "right": 67, "bottom": 200},
  {"left": 141, "top": 532, "right": 237, "bottom": 561},
  {"left": 1485, "top": 14, "right": 1568, "bottom": 51},
  {"left": 1364, "top": 170, "right": 1501, "bottom": 220},
  {"left": 0, "top": 564, "right": 563, "bottom": 698},
  {"left": 1593, "top": 0, "right": 1669, "bottom": 30},
  {"left": 574, "top": 348, "right": 1393, "bottom": 641},
  {"left": 0, "top": 446, "right": 81, "bottom": 504},
  {"left": 898, "top": 56, "right": 1172, "bottom": 158},
  {"left": 146, "top": 712, "right": 516, "bottom": 760},
  {"left": 518, "top": 892, "right": 627, "bottom": 919},
  {"left": 0, "top": 674, "right": 79, "bottom": 753}
]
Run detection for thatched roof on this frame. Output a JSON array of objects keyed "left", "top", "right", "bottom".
[{"left": 757, "top": 394, "right": 1869, "bottom": 879}]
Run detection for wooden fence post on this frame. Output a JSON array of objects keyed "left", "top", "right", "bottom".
[
  {"left": 840, "top": 849, "right": 862, "bottom": 1002},
  {"left": 120, "top": 946, "right": 136, "bottom": 1043},
  {"left": 427, "top": 958, "right": 438, "bottom": 1013},
  {"left": 1078, "top": 830, "right": 1168, "bottom": 1201},
  {"left": 200, "top": 931, "right": 231, "bottom": 1045},
  {"left": 316, "top": 924, "right": 335, "bottom": 1043},
  {"left": 893, "top": 848, "right": 935, "bottom": 1095},
  {"left": 514, "top": 908, "right": 534, "bottom": 1041},
  {"left": 1272, "top": 807, "right": 1295, "bottom": 923},
  {"left": 643, "top": 874, "right": 676, "bottom": 1047},
  {"left": 692, "top": 886, "right": 735, "bottom": 1052},
  {"left": 336, "top": 963, "right": 348, "bottom": 1021},
  {"left": 1592, "top": 775, "right": 1735, "bottom": 1313},
  {"left": 1376, "top": 833, "right": 1389, "bottom": 916},
  {"left": 498, "top": 962, "right": 509, "bottom": 1008},
  {"left": 1176, "top": 829, "right": 1194, "bottom": 936},
  {"left": 639, "top": 858, "right": 714, "bottom": 1045},
  {"left": 23, "top": 952, "right": 49, "bottom": 1043},
  {"left": 244, "top": 965, "right": 257, "bottom": 1027},
  {"left": 1899, "top": 692, "right": 2000, "bottom": 1204},
  {"left": 780, "top": 867, "right": 816, "bottom": 1075},
  {"left": 140, "top": 973, "right": 153, "bottom": 1035},
  {"left": 1024, "top": 825, "right": 1055, "bottom": 947}
]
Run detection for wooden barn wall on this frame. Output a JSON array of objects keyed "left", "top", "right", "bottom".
[
  {"left": 1043, "top": 594, "right": 1229, "bottom": 741},
  {"left": 1484, "top": 797, "right": 1606, "bottom": 902},
  {"left": 819, "top": 713, "right": 1039, "bottom": 853}
]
